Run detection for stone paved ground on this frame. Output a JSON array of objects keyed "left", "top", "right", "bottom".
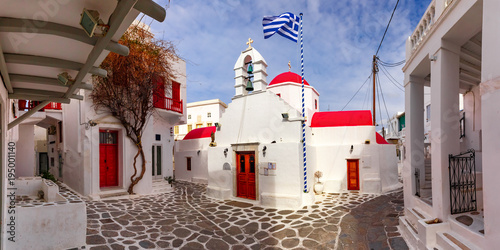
[{"left": 85, "top": 181, "right": 408, "bottom": 249}]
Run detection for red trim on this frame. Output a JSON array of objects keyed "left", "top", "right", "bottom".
[
  {"left": 311, "top": 110, "right": 373, "bottom": 127},
  {"left": 376, "top": 132, "right": 389, "bottom": 144},
  {"left": 18, "top": 100, "right": 62, "bottom": 111},
  {"left": 183, "top": 126, "right": 216, "bottom": 140},
  {"left": 269, "top": 72, "right": 310, "bottom": 86}
]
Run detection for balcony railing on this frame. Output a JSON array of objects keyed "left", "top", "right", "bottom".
[
  {"left": 410, "top": 1, "right": 436, "bottom": 52},
  {"left": 154, "top": 97, "right": 183, "bottom": 114},
  {"left": 18, "top": 100, "right": 62, "bottom": 111}
]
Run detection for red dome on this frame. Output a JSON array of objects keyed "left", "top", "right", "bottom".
[
  {"left": 183, "top": 126, "right": 216, "bottom": 140},
  {"left": 269, "top": 72, "right": 310, "bottom": 86}
]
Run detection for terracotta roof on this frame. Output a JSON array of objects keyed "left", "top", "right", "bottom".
[
  {"left": 310, "top": 110, "right": 373, "bottom": 127},
  {"left": 269, "top": 72, "right": 310, "bottom": 86},
  {"left": 183, "top": 126, "right": 216, "bottom": 140}
]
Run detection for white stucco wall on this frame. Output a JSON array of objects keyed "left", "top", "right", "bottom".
[
  {"left": 206, "top": 91, "right": 313, "bottom": 209},
  {"left": 309, "top": 126, "right": 398, "bottom": 194},
  {"left": 175, "top": 137, "right": 211, "bottom": 183},
  {"left": 267, "top": 83, "right": 319, "bottom": 126},
  {"left": 16, "top": 125, "right": 35, "bottom": 177}
]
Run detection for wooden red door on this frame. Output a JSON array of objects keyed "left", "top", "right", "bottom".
[
  {"left": 237, "top": 152, "right": 256, "bottom": 200},
  {"left": 172, "top": 81, "right": 180, "bottom": 101},
  {"left": 99, "top": 130, "right": 118, "bottom": 187},
  {"left": 347, "top": 159, "right": 360, "bottom": 190},
  {"left": 153, "top": 78, "right": 166, "bottom": 108}
]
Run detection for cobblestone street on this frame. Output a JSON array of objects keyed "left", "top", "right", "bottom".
[{"left": 86, "top": 182, "right": 408, "bottom": 249}]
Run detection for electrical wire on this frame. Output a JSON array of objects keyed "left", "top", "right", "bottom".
[
  {"left": 377, "top": 73, "right": 397, "bottom": 133},
  {"left": 341, "top": 74, "right": 372, "bottom": 111},
  {"left": 378, "top": 59, "right": 405, "bottom": 67},
  {"left": 379, "top": 65, "right": 405, "bottom": 91},
  {"left": 375, "top": 0, "right": 400, "bottom": 56}
]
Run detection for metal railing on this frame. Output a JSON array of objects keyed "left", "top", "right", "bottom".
[
  {"left": 415, "top": 168, "right": 421, "bottom": 197},
  {"left": 154, "top": 97, "right": 183, "bottom": 114},
  {"left": 18, "top": 100, "right": 62, "bottom": 111},
  {"left": 449, "top": 149, "right": 476, "bottom": 214}
]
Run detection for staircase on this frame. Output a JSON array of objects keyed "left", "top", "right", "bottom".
[
  {"left": 420, "top": 158, "right": 433, "bottom": 205},
  {"left": 152, "top": 180, "right": 173, "bottom": 194}
]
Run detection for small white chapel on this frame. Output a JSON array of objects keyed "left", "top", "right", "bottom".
[{"left": 176, "top": 40, "right": 399, "bottom": 209}]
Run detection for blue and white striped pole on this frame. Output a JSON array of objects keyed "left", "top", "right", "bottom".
[{"left": 299, "top": 13, "right": 307, "bottom": 193}]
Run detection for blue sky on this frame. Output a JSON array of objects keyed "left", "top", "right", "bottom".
[{"left": 147, "top": 0, "right": 431, "bottom": 127}]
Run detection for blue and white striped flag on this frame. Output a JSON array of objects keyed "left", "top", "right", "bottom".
[{"left": 262, "top": 12, "right": 300, "bottom": 43}]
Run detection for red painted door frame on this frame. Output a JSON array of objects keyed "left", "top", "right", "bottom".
[
  {"left": 99, "top": 130, "right": 119, "bottom": 187},
  {"left": 236, "top": 152, "right": 256, "bottom": 200},
  {"left": 347, "top": 159, "right": 360, "bottom": 190}
]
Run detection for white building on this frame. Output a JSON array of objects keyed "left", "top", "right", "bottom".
[
  {"left": 199, "top": 42, "right": 398, "bottom": 209},
  {"left": 0, "top": 1, "right": 168, "bottom": 248},
  {"left": 400, "top": 0, "right": 500, "bottom": 249},
  {"left": 175, "top": 99, "right": 227, "bottom": 140},
  {"left": 174, "top": 126, "right": 215, "bottom": 184},
  {"left": 309, "top": 110, "right": 399, "bottom": 194}
]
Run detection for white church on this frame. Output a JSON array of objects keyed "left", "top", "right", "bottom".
[{"left": 175, "top": 41, "right": 399, "bottom": 209}]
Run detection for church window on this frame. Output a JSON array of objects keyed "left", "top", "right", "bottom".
[
  {"left": 315, "top": 100, "right": 318, "bottom": 109},
  {"left": 240, "top": 155, "right": 245, "bottom": 173},
  {"left": 187, "top": 157, "right": 191, "bottom": 171},
  {"left": 249, "top": 155, "right": 255, "bottom": 173},
  {"left": 187, "top": 125, "right": 192, "bottom": 132},
  {"left": 207, "top": 112, "right": 211, "bottom": 118}
]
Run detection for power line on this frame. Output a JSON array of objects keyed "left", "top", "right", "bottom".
[
  {"left": 379, "top": 65, "right": 405, "bottom": 91},
  {"left": 377, "top": 73, "right": 397, "bottom": 133},
  {"left": 341, "top": 74, "right": 372, "bottom": 111},
  {"left": 375, "top": 0, "right": 400, "bottom": 56},
  {"left": 378, "top": 58, "right": 405, "bottom": 67}
]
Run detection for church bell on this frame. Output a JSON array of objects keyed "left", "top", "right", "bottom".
[
  {"left": 246, "top": 79, "right": 254, "bottom": 91},
  {"left": 247, "top": 64, "right": 253, "bottom": 74}
]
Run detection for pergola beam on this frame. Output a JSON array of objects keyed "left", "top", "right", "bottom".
[
  {"left": 10, "top": 74, "right": 92, "bottom": 90},
  {"left": 12, "top": 88, "right": 83, "bottom": 100},
  {"left": 134, "top": 0, "right": 167, "bottom": 22},
  {"left": 64, "top": 0, "right": 138, "bottom": 99},
  {"left": 5, "top": 53, "right": 107, "bottom": 78},
  {"left": 0, "top": 17, "right": 129, "bottom": 56},
  {"left": 0, "top": 42, "right": 13, "bottom": 93},
  {"left": 7, "top": 95, "right": 70, "bottom": 104},
  {"left": 8, "top": 100, "right": 51, "bottom": 129}
]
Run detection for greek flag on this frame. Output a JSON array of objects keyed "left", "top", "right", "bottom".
[{"left": 262, "top": 12, "right": 300, "bottom": 43}]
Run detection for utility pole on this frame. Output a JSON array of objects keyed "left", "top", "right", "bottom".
[{"left": 372, "top": 55, "right": 378, "bottom": 126}]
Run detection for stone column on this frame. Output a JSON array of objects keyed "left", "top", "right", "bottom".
[
  {"left": 403, "top": 76, "right": 425, "bottom": 209},
  {"left": 430, "top": 43, "right": 460, "bottom": 220},
  {"left": 481, "top": 0, "right": 500, "bottom": 246}
]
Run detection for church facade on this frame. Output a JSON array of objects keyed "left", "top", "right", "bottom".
[{"left": 176, "top": 41, "right": 399, "bottom": 209}]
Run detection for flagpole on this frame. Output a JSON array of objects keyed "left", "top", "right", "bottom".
[{"left": 299, "top": 13, "right": 307, "bottom": 193}]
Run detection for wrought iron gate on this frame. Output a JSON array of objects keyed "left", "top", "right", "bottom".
[{"left": 449, "top": 149, "right": 476, "bottom": 214}]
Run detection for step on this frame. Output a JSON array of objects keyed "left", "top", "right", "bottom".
[
  {"left": 99, "top": 190, "right": 129, "bottom": 199},
  {"left": 436, "top": 232, "right": 478, "bottom": 250}
]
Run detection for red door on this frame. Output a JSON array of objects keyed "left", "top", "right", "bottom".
[
  {"left": 172, "top": 81, "right": 180, "bottom": 101},
  {"left": 237, "top": 152, "right": 256, "bottom": 200},
  {"left": 153, "top": 78, "right": 166, "bottom": 109},
  {"left": 347, "top": 159, "right": 360, "bottom": 190},
  {"left": 100, "top": 130, "right": 119, "bottom": 187}
]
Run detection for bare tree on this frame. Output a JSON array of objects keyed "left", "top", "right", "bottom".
[{"left": 91, "top": 24, "right": 178, "bottom": 194}]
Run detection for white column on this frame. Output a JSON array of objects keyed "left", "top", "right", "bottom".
[
  {"left": 403, "top": 76, "right": 425, "bottom": 209},
  {"left": 481, "top": 0, "right": 500, "bottom": 246},
  {"left": 430, "top": 44, "right": 460, "bottom": 220}
]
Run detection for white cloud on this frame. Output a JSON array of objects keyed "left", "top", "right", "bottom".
[{"left": 150, "top": 0, "right": 431, "bottom": 128}]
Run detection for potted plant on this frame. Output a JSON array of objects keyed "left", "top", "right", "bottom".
[{"left": 314, "top": 171, "right": 324, "bottom": 194}]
